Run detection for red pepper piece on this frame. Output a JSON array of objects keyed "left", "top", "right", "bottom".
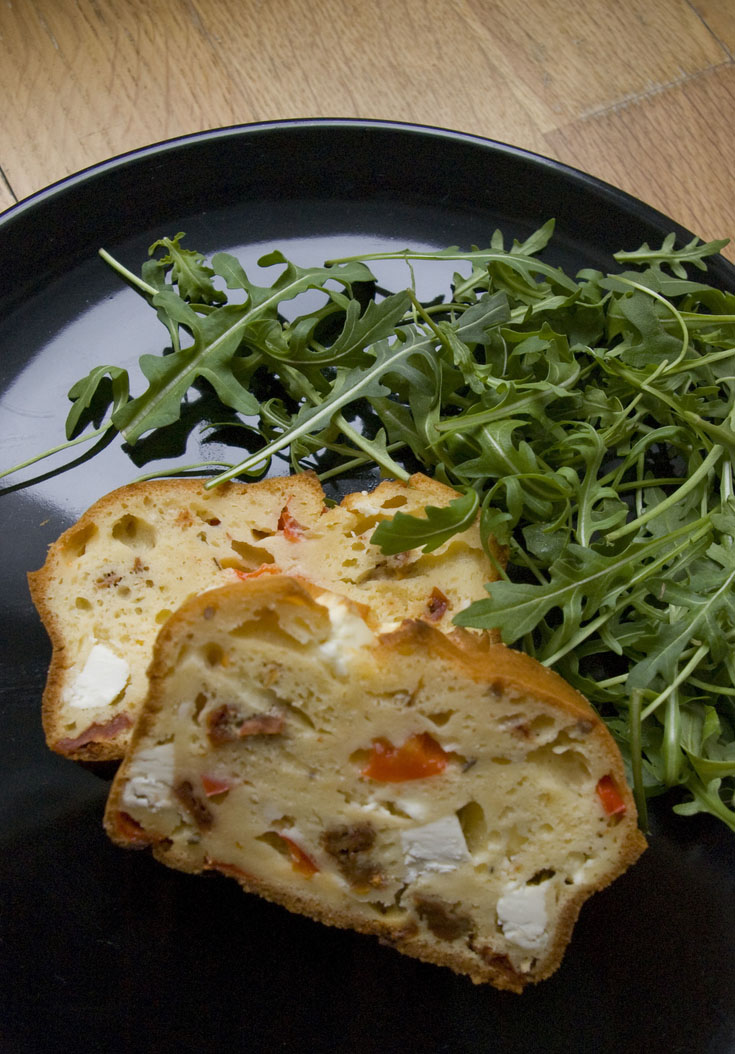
[
  {"left": 56, "top": 712, "right": 133, "bottom": 753},
  {"left": 278, "top": 834, "right": 319, "bottom": 876},
  {"left": 596, "top": 774, "right": 627, "bottom": 816},
  {"left": 361, "top": 733, "right": 449, "bottom": 782},
  {"left": 278, "top": 503, "right": 306, "bottom": 541},
  {"left": 232, "top": 563, "right": 281, "bottom": 580},
  {"left": 200, "top": 774, "right": 234, "bottom": 797},
  {"left": 114, "top": 810, "right": 155, "bottom": 846},
  {"left": 206, "top": 858, "right": 258, "bottom": 883}
]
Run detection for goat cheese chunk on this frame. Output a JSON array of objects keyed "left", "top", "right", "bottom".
[
  {"left": 496, "top": 882, "right": 550, "bottom": 950},
  {"left": 121, "top": 743, "right": 176, "bottom": 812},
  {"left": 65, "top": 641, "right": 130, "bottom": 710},
  {"left": 402, "top": 814, "right": 470, "bottom": 881},
  {"left": 318, "top": 594, "right": 375, "bottom": 675}
]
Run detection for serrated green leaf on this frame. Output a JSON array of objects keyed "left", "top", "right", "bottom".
[
  {"left": 66, "top": 365, "right": 130, "bottom": 439},
  {"left": 149, "top": 233, "right": 226, "bottom": 305}
]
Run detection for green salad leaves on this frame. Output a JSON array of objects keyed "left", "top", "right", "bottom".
[{"left": 5, "top": 221, "right": 735, "bottom": 833}]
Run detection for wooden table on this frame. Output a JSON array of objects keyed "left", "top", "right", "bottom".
[{"left": 2, "top": 0, "right": 734, "bottom": 260}]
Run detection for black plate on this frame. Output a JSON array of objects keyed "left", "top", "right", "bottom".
[{"left": 2, "top": 120, "right": 735, "bottom": 1054}]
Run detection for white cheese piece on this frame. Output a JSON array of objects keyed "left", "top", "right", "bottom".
[
  {"left": 65, "top": 641, "right": 130, "bottom": 710},
  {"left": 121, "top": 743, "right": 176, "bottom": 812},
  {"left": 393, "top": 797, "right": 430, "bottom": 821},
  {"left": 402, "top": 814, "right": 470, "bottom": 881},
  {"left": 318, "top": 594, "right": 375, "bottom": 675},
  {"left": 377, "top": 620, "right": 403, "bottom": 635},
  {"left": 352, "top": 499, "right": 383, "bottom": 516},
  {"left": 496, "top": 882, "right": 549, "bottom": 950}
]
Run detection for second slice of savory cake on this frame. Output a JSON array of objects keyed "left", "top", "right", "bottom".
[
  {"left": 29, "top": 471, "right": 501, "bottom": 762},
  {"left": 104, "top": 575, "right": 645, "bottom": 992}
]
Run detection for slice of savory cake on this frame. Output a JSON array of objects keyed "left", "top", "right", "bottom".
[
  {"left": 104, "top": 575, "right": 645, "bottom": 992},
  {"left": 29, "top": 473, "right": 501, "bottom": 762}
]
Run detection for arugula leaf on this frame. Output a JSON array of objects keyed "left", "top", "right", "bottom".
[
  {"left": 613, "top": 233, "right": 730, "bottom": 278},
  {"left": 370, "top": 487, "right": 480, "bottom": 554},
  {"left": 149, "top": 233, "right": 226, "bottom": 304},
  {"left": 66, "top": 365, "right": 130, "bottom": 439}
]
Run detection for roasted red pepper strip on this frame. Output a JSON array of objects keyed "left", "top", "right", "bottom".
[
  {"left": 596, "top": 774, "right": 627, "bottom": 816},
  {"left": 361, "top": 733, "right": 449, "bottom": 782},
  {"left": 278, "top": 834, "right": 319, "bottom": 876},
  {"left": 278, "top": 503, "right": 306, "bottom": 541},
  {"left": 232, "top": 563, "right": 281, "bottom": 580},
  {"left": 206, "top": 858, "right": 258, "bottom": 883},
  {"left": 114, "top": 811, "right": 155, "bottom": 846},
  {"left": 200, "top": 773, "right": 234, "bottom": 797},
  {"left": 56, "top": 712, "right": 132, "bottom": 753}
]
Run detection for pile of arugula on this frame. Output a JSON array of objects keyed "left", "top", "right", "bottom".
[{"left": 6, "top": 222, "right": 735, "bottom": 833}]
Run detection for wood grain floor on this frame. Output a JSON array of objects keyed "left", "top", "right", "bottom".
[{"left": 1, "top": 0, "right": 734, "bottom": 257}]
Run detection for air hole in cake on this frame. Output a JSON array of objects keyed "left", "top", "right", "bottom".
[
  {"left": 505, "top": 825, "right": 529, "bottom": 854},
  {"left": 563, "top": 851, "right": 591, "bottom": 883},
  {"left": 251, "top": 528, "right": 275, "bottom": 540},
  {"left": 155, "top": 609, "right": 172, "bottom": 625},
  {"left": 63, "top": 523, "right": 97, "bottom": 559},
  {"left": 256, "top": 831, "right": 290, "bottom": 856},
  {"left": 527, "top": 868, "right": 556, "bottom": 885},
  {"left": 193, "top": 692, "right": 208, "bottom": 721},
  {"left": 379, "top": 800, "right": 413, "bottom": 819},
  {"left": 525, "top": 743, "right": 591, "bottom": 784},
  {"left": 75, "top": 597, "right": 92, "bottom": 611},
  {"left": 498, "top": 713, "right": 554, "bottom": 739},
  {"left": 456, "top": 800, "right": 487, "bottom": 853},
  {"left": 231, "top": 539, "right": 277, "bottom": 566},
  {"left": 117, "top": 586, "right": 130, "bottom": 598},
  {"left": 192, "top": 507, "right": 221, "bottom": 525},
  {"left": 529, "top": 714, "right": 557, "bottom": 737},
  {"left": 350, "top": 514, "right": 383, "bottom": 535},
  {"left": 203, "top": 642, "right": 225, "bottom": 666},
  {"left": 381, "top": 495, "right": 408, "bottom": 509},
  {"left": 111, "top": 514, "right": 156, "bottom": 551},
  {"left": 424, "top": 709, "right": 455, "bottom": 727},
  {"left": 229, "top": 614, "right": 278, "bottom": 638}
]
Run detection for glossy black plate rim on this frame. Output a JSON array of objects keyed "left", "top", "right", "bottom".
[{"left": 2, "top": 117, "right": 734, "bottom": 310}]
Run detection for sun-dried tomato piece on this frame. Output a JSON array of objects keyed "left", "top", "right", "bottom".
[
  {"left": 425, "top": 586, "right": 450, "bottom": 622},
  {"left": 206, "top": 704, "right": 284, "bottom": 745},
  {"left": 56, "top": 713, "right": 133, "bottom": 753},
  {"left": 174, "top": 779, "right": 214, "bottom": 829}
]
